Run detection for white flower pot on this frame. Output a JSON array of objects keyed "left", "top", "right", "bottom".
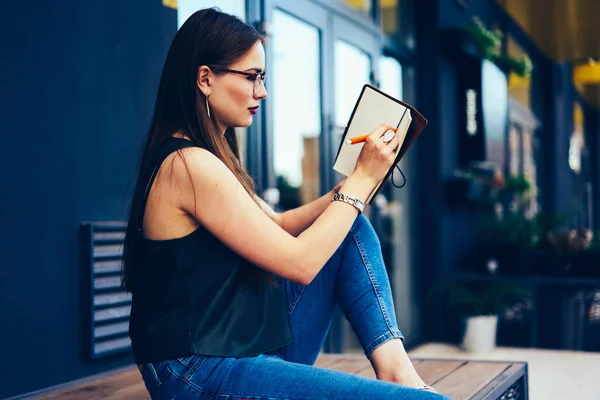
[{"left": 461, "top": 315, "right": 498, "bottom": 353}]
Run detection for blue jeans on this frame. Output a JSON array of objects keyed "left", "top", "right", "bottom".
[{"left": 141, "top": 215, "right": 447, "bottom": 399}]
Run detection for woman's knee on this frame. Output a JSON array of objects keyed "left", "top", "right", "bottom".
[
  {"left": 351, "top": 214, "right": 370, "bottom": 230},
  {"left": 351, "top": 214, "right": 379, "bottom": 241}
]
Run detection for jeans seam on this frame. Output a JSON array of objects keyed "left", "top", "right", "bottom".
[
  {"left": 167, "top": 357, "right": 206, "bottom": 380},
  {"left": 146, "top": 363, "right": 162, "bottom": 386},
  {"left": 184, "top": 356, "right": 206, "bottom": 380},
  {"left": 350, "top": 229, "right": 395, "bottom": 333},
  {"left": 288, "top": 284, "right": 307, "bottom": 316}
]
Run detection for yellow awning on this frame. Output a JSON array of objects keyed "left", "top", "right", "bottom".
[
  {"left": 496, "top": 0, "right": 600, "bottom": 62},
  {"left": 497, "top": 0, "right": 600, "bottom": 108}
]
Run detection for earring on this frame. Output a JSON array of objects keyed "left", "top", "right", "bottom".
[{"left": 205, "top": 95, "right": 211, "bottom": 118}]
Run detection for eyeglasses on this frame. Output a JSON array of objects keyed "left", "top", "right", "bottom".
[{"left": 214, "top": 68, "right": 266, "bottom": 96}]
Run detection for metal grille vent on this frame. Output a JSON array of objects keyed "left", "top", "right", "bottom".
[{"left": 83, "top": 222, "right": 131, "bottom": 359}]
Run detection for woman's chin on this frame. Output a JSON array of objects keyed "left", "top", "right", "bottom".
[
  {"left": 241, "top": 117, "right": 253, "bottom": 127},
  {"left": 227, "top": 117, "right": 253, "bottom": 129}
]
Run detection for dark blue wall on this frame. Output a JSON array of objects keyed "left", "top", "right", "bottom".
[
  {"left": 582, "top": 103, "right": 599, "bottom": 230},
  {"left": 593, "top": 110, "right": 600, "bottom": 230},
  {"left": 414, "top": 0, "right": 441, "bottom": 340},
  {"left": 415, "top": 0, "right": 494, "bottom": 340},
  {"left": 590, "top": 110, "right": 600, "bottom": 230},
  {"left": 415, "top": 0, "right": 495, "bottom": 281},
  {"left": 0, "top": 1, "right": 176, "bottom": 397},
  {"left": 438, "top": 0, "right": 494, "bottom": 28}
]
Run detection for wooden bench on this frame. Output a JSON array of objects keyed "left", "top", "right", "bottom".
[{"left": 34, "top": 354, "right": 527, "bottom": 400}]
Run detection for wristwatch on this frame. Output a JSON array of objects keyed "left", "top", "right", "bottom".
[{"left": 332, "top": 192, "right": 365, "bottom": 213}]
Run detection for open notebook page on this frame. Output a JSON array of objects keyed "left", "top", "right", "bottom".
[{"left": 333, "top": 86, "right": 412, "bottom": 201}]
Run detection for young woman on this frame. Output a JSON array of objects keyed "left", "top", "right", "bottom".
[{"left": 122, "top": 7, "right": 446, "bottom": 400}]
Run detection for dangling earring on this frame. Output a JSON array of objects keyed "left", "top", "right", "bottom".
[{"left": 205, "top": 95, "right": 211, "bottom": 119}]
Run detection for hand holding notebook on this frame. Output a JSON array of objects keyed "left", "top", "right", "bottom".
[{"left": 333, "top": 84, "right": 428, "bottom": 203}]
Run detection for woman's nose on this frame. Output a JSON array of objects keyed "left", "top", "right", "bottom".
[{"left": 254, "top": 81, "right": 267, "bottom": 99}]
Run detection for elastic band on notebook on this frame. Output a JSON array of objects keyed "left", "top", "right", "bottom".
[{"left": 392, "top": 166, "right": 406, "bottom": 188}]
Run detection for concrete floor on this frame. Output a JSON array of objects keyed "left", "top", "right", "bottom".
[{"left": 407, "top": 342, "right": 600, "bottom": 400}]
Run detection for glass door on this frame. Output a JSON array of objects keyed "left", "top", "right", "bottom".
[
  {"left": 263, "top": 0, "right": 328, "bottom": 210},
  {"left": 262, "top": 2, "right": 381, "bottom": 212},
  {"left": 330, "top": 16, "right": 380, "bottom": 187}
]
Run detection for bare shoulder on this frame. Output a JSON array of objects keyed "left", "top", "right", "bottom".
[
  {"left": 170, "top": 145, "right": 223, "bottom": 170},
  {"left": 142, "top": 146, "right": 226, "bottom": 240},
  {"left": 166, "top": 146, "right": 235, "bottom": 187},
  {"left": 165, "top": 146, "right": 251, "bottom": 215}
]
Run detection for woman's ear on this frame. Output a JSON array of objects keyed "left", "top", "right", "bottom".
[{"left": 197, "top": 66, "right": 212, "bottom": 95}]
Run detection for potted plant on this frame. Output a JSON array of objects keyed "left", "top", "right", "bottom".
[
  {"left": 466, "top": 17, "right": 503, "bottom": 61},
  {"left": 467, "top": 17, "right": 533, "bottom": 78},
  {"left": 428, "top": 283, "right": 532, "bottom": 353}
]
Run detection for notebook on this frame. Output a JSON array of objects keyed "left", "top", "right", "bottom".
[{"left": 333, "top": 84, "right": 428, "bottom": 203}]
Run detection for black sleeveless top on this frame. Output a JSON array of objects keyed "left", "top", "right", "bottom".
[{"left": 128, "top": 136, "right": 293, "bottom": 364}]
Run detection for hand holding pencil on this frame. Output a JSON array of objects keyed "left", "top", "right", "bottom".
[
  {"left": 351, "top": 124, "right": 401, "bottom": 186},
  {"left": 346, "top": 127, "right": 398, "bottom": 145}
]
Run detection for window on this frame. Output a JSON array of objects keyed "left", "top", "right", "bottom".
[
  {"left": 334, "top": 40, "right": 372, "bottom": 131},
  {"left": 271, "top": 9, "right": 322, "bottom": 209},
  {"left": 571, "top": 102, "right": 594, "bottom": 228},
  {"left": 379, "top": 55, "right": 403, "bottom": 98},
  {"left": 570, "top": 103, "right": 585, "bottom": 174},
  {"left": 504, "top": 34, "right": 539, "bottom": 214}
]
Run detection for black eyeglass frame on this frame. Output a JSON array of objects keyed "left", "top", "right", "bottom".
[{"left": 212, "top": 68, "right": 266, "bottom": 95}]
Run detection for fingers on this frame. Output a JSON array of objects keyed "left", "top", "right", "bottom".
[
  {"left": 384, "top": 135, "right": 401, "bottom": 163},
  {"left": 366, "top": 127, "right": 399, "bottom": 154},
  {"left": 368, "top": 123, "right": 394, "bottom": 142},
  {"left": 382, "top": 129, "right": 396, "bottom": 143},
  {"left": 364, "top": 123, "right": 400, "bottom": 165},
  {"left": 384, "top": 132, "right": 400, "bottom": 151}
]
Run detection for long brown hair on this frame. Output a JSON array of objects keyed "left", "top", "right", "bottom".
[{"left": 121, "top": 8, "right": 264, "bottom": 292}]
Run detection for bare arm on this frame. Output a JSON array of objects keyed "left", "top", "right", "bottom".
[
  {"left": 176, "top": 124, "right": 397, "bottom": 285},
  {"left": 255, "top": 180, "right": 345, "bottom": 237},
  {"left": 280, "top": 188, "right": 338, "bottom": 236}
]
